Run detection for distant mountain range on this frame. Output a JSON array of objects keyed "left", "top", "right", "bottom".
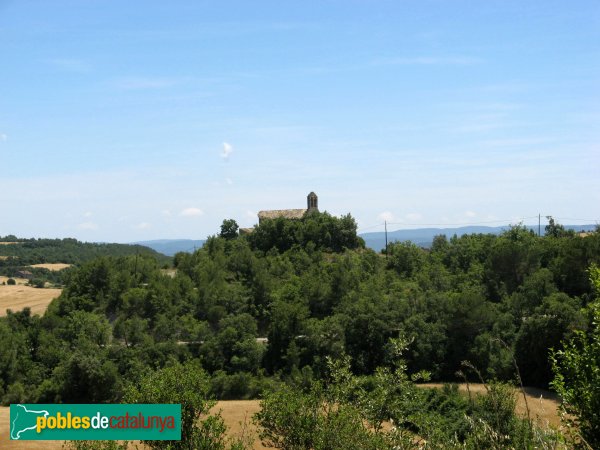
[
  {"left": 360, "top": 224, "right": 596, "bottom": 252},
  {"left": 135, "top": 225, "right": 596, "bottom": 256},
  {"left": 133, "top": 239, "right": 206, "bottom": 256}
]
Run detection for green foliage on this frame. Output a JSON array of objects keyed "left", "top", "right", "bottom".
[
  {"left": 1, "top": 220, "right": 598, "bottom": 438},
  {"left": 256, "top": 340, "right": 562, "bottom": 449},
  {"left": 255, "top": 351, "right": 416, "bottom": 450},
  {"left": 220, "top": 219, "right": 239, "bottom": 240},
  {"left": 248, "top": 212, "right": 363, "bottom": 253},
  {"left": 124, "top": 361, "right": 241, "bottom": 450},
  {"left": 550, "top": 264, "right": 600, "bottom": 448}
]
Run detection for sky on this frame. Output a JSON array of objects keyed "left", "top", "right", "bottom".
[{"left": 0, "top": 0, "right": 599, "bottom": 242}]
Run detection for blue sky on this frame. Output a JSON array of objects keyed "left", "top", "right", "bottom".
[{"left": 1, "top": 0, "right": 598, "bottom": 242}]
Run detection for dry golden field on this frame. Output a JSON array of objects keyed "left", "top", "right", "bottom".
[
  {"left": 209, "top": 400, "right": 268, "bottom": 450},
  {"left": 0, "top": 276, "right": 61, "bottom": 317},
  {"left": 29, "top": 264, "right": 71, "bottom": 271}
]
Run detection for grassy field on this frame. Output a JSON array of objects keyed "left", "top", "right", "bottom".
[{"left": 0, "top": 276, "right": 61, "bottom": 317}]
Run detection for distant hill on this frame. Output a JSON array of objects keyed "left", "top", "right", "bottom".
[
  {"left": 0, "top": 236, "right": 171, "bottom": 279},
  {"left": 133, "top": 239, "right": 206, "bottom": 256},
  {"left": 360, "top": 225, "right": 596, "bottom": 252}
]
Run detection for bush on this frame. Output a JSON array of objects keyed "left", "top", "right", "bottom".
[
  {"left": 2, "top": 381, "right": 26, "bottom": 405},
  {"left": 6, "top": 278, "right": 15, "bottom": 285},
  {"left": 125, "top": 361, "right": 246, "bottom": 450},
  {"left": 29, "top": 278, "right": 46, "bottom": 288}
]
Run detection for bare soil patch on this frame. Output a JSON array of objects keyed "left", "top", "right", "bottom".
[
  {"left": 0, "top": 242, "right": 19, "bottom": 245},
  {"left": 0, "top": 281, "right": 61, "bottom": 316},
  {"left": 29, "top": 263, "right": 72, "bottom": 271}
]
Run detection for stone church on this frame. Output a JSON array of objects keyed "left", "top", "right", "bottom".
[
  {"left": 239, "top": 192, "right": 319, "bottom": 234},
  {"left": 257, "top": 192, "right": 319, "bottom": 223}
]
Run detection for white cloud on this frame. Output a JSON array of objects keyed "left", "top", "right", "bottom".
[
  {"left": 134, "top": 222, "right": 151, "bottom": 230},
  {"left": 405, "top": 212, "right": 423, "bottom": 221},
  {"left": 465, "top": 211, "right": 477, "bottom": 218},
  {"left": 180, "top": 207, "right": 204, "bottom": 217},
  {"left": 161, "top": 209, "right": 172, "bottom": 217},
  {"left": 221, "top": 142, "right": 233, "bottom": 160},
  {"left": 377, "top": 211, "right": 395, "bottom": 222},
  {"left": 0, "top": 133, "right": 7, "bottom": 142},
  {"left": 83, "top": 211, "right": 93, "bottom": 218},
  {"left": 225, "top": 177, "right": 233, "bottom": 185},
  {"left": 78, "top": 222, "right": 98, "bottom": 230}
]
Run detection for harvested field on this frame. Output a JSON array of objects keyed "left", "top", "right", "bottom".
[
  {"left": 210, "top": 400, "right": 268, "bottom": 450},
  {"left": 0, "top": 242, "right": 19, "bottom": 245},
  {"left": 0, "top": 279, "right": 61, "bottom": 316},
  {"left": 29, "top": 263, "right": 71, "bottom": 271}
]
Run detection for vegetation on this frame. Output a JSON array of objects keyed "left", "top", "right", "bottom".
[
  {"left": 551, "top": 264, "right": 600, "bottom": 448},
  {"left": 256, "top": 342, "right": 563, "bottom": 449},
  {"left": 0, "top": 235, "right": 170, "bottom": 286},
  {"left": 1, "top": 213, "right": 598, "bottom": 446}
]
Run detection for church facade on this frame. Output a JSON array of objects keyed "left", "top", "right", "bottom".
[{"left": 257, "top": 192, "right": 319, "bottom": 224}]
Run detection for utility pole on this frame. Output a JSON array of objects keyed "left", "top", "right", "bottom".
[
  {"left": 538, "top": 214, "right": 541, "bottom": 237},
  {"left": 385, "top": 220, "right": 388, "bottom": 258}
]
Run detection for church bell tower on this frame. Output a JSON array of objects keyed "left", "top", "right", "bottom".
[{"left": 307, "top": 192, "right": 318, "bottom": 212}]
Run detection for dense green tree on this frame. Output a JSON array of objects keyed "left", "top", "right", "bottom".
[{"left": 220, "top": 219, "right": 239, "bottom": 240}]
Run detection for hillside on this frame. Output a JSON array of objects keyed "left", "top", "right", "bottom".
[{"left": 0, "top": 215, "right": 597, "bottom": 447}]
